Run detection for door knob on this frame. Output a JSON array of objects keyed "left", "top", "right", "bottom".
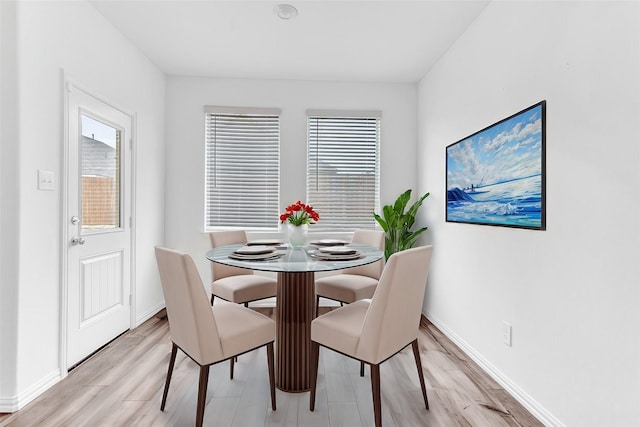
[{"left": 71, "top": 237, "right": 85, "bottom": 246}]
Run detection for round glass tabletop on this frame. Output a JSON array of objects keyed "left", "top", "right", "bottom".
[{"left": 205, "top": 243, "right": 383, "bottom": 273}]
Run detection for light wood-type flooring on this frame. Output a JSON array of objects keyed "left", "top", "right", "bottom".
[{"left": 0, "top": 308, "right": 542, "bottom": 426}]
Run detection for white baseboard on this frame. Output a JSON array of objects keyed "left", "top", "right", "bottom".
[
  {"left": 0, "top": 395, "right": 16, "bottom": 413},
  {"left": 425, "top": 311, "right": 564, "bottom": 427},
  {"left": 0, "top": 369, "right": 61, "bottom": 413},
  {"left": 135, "top": 301, "right": 165, "bottom": 327}
]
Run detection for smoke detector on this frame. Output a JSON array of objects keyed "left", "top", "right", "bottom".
[{"left": 274, "top": 4, "right": 298, "bottom": 20}]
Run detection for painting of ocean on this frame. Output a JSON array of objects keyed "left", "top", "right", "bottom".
[{"left": 446, "top": 101, "right": 546, "bottom": 230}]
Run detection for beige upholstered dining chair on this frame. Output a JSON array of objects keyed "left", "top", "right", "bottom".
[
  {"left": 314, "top": 229, "right": 385, "bottom": 315},
  {"left": 155, "top": 247, "right": 276, "bottom": 427},
  {"left": 209, "top": 230, "right": 277, "bottom": 307},
  {"left": 309, "top": 245, "right": 433, "bottom": 427}
]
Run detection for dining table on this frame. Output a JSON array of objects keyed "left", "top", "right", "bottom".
[{"left": 206, "top": 241, "right": 383, "bottom": 392}]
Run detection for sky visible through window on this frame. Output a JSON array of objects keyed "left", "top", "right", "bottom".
[{"left": 81, "top": 115, "right": 117, "bottom": 149}]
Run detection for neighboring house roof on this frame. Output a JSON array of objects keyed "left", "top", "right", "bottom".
[{"left": 82, "top": 135, "right": 117, "bottom": 178}]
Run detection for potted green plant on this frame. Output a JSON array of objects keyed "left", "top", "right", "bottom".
[{"left": 373, "top": 189, "right": 430, "bottom": 260}]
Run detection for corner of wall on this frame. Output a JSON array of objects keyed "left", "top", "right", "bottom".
[
  {"left": 0, "top": 369, "right": 62, "bottom": 413},
  {"left": 0, "top": 0, "right": 21, "bottom": 407},
  {"left": 135, "top": 302, "right": 165, "bottom": 327}
]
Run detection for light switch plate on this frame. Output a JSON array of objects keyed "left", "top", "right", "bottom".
[{"left": 38, "top": 170, "right": 54, "bottom": 191}]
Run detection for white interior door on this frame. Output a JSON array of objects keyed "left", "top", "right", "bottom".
[{"left": 66, "top": 85, "right": 132, "bottom": 368}]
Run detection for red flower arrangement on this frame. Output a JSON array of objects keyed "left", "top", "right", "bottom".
[{"left": 279, "top": 200, "right": 319, "bottom": 226}]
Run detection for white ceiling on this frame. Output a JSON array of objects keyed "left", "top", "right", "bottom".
[{"left": 89, "top": 1, "right": 489, "bottom": 83}]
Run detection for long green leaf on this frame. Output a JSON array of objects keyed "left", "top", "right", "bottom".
[
  {"left": 373, "top": 213, "right": 388, "bottom": 232},
  {"left": 406, "top": 192, "right": 430, "bottom": 220},
  {"left": 401, "top": 227, "right": 428, "bottom": 249},
  {"left": 393, "top": 189, "right": 412, "bottom": 216},
  {"left": 382, "top": 204, "right": 396, "bottom": 226}
]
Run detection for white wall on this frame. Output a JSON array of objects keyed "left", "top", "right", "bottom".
[
  {"left": 165, "top": 77, "right": 418, "bottom": 279},
  {"left": 0, "top": 0, "right": 20, "bottom": 406},
  {"left": 418, "top": 1, "right": 640, "bottom": 426},
  {"left": 0, "top": 0, "right": 166, "bottom": 410}
]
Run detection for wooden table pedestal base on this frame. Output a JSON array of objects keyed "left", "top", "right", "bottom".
[{"left": 275, "top": 271, "right": 315, "bottom": 392}]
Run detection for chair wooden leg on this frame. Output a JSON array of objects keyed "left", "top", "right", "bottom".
[
  {"left": 210, "top": 294, "right": 214, "bottom": 306},
  {"left": 160, "top": 343, "right": 178, "bottom": 411},
  {"left": 412, "top": 339, "right": 429, "bottom": 410},
  {"left": 360, "top": 361, "right": 365, "bottom": 377},
  {"left": 266, "top": 342, "right": 276, "bottom": 410},
  {"left": 309, "top": 341, "right": 320, "bottom": 411},
  {"left": 244, "top": 302, "right": 249, "bottom": 308},
  {"left": 370, "top": 364, "right": 382, "bottom": 427},
  {"left": 315, "top": 295, "right": 320, "bottom": 317},
  {"left": 230, "top": 357, "right": 234, "bottom": 380},
  {"left": 196, "top": 365, "right": 210, "bottom": 427}
]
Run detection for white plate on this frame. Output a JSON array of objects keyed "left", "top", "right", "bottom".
[
  {"left": 228, "top": 252, "right": 284, "bottom": 261},
  {"left": 318, "top": 246, "right": 357, "bottom": 254},
  {"left": 234, "top": 245, "right": 275, "bottom": 255},
  {"left": 246, "top": 239, "right": 283, "bottom": 246},
  {"left": 309, "top": 239, "right": 348, "bottom": 247},
  {"left": 310, "top": 250, "right": 362, "bottom": 261}
]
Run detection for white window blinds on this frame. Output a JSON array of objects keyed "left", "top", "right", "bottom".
[
  {"left": 205, "top": 107, "right": 280, "bottom": 229},
  {"left": 306, "top": 111, "right": 381, "bottom": 230}
]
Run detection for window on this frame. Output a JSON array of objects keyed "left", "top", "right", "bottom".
[
  {"left": 81, "top": 114, "right": 121, "bottom": 230},
  {"left": 205, "top": 107, "right": 280, "bottom": 229},
  {"left": 306, "top": 110, "right": 381, "bottom": 229}
]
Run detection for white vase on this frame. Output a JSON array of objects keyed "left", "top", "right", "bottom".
[{"left": 287, "top": 223, "right": 308, "bottom": 247}]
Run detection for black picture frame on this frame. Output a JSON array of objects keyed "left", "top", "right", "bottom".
[{"left": 446, "top": 101, "right": 546, "bottom": 230}]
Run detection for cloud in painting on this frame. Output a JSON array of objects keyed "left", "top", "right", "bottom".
[{"left": 447, "top": 104, "right": 543, "bottom": 189}]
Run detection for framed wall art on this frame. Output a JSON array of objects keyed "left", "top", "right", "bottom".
[{"left": 446, "top": 101, "right": 546, "bottom": 230}]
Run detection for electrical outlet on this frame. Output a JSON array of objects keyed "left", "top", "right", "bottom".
[{"left": 502, "top": 321, "right": 512, "bottom": 347}]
